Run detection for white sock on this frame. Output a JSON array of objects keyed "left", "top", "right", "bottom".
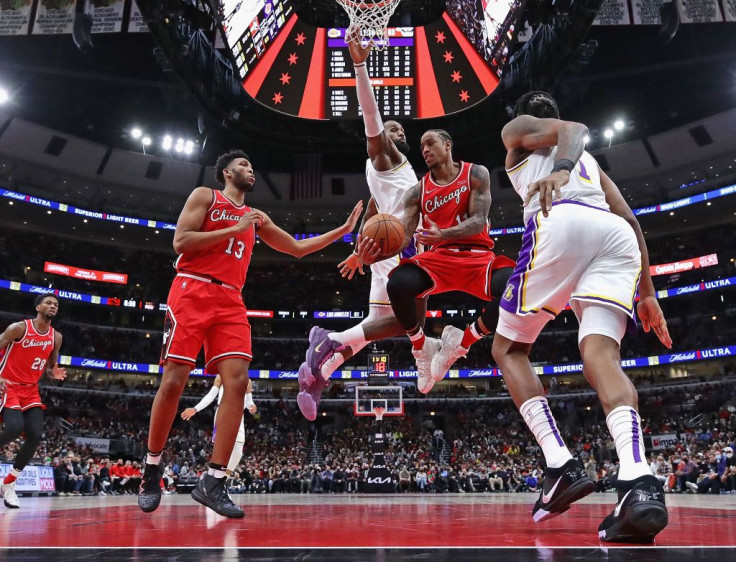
[
  {"left": 329, "top": 326, "right": 367, "bottom": 348},
  {"left": 146, "top": 453, "right": 162, "bottom": 465},
  {"left": 208, "top": 467, "right": 227, "bottom": 479},
  {"left": 519, "top": 396, "right": 573, "bottom": 469},
  {"left": 606, "top": 405, "right": 649, "bottom": 481},
  {"left": 320, "top": 341, "right": 370, "bottom": 380},
  {"left": 10, "top": 468, "right": 21, "bottom": 478}
]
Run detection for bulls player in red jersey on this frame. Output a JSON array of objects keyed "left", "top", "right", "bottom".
[
  {"left": 360, "top": 129, "right": 515, "bottom": 393},
  {"left": 139, "top": 149, "right": 362, "bottom": 518},
  {"left": 0, "top": 293, "right": 66, "bottom": 509}
]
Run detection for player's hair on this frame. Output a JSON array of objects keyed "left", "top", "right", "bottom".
[
  {"left": 35, "top": 293, "right": 58, "bottom": 306},
  {"left": 513, "top": 91, "right": 560, "bottom": 119},
  {"left": 215, "top": 149, "right": 250, "bottom": 185},
  {"left": 427, "top": 129, "right": 453, "bottom": 150}
]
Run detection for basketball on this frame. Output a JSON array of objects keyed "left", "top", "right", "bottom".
[{"left": 362, "top": 213, "right": 405, "bottom": 255}]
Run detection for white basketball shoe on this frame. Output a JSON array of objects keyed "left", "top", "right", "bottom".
[
  {"left": 431, "top": 325, "right": 468, "bottom": 382},
  {"left": 413, "top": 337, "right": 441, "bottom": 394},
  {"left": 1, "top": 481, "right": 20, "bottom": 509}
]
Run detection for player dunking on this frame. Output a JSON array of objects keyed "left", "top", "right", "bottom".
[
  {"left": 297, "top": 35, "right": 429, "bottom": 420},
  {"left": 180, "top": 376, "right": 257, "bottom": 476},
  {"left": 492, "top": 92, "right": 672, "bottom": 542},
  {"left": 139, "top": 149, "right": 362, "bottom": 518},
  {"left": 0, "top": 294, "right": 66, "bottom": 509},
  {"left": 359, "top": 129, "right": 516, "bottom": 393}
]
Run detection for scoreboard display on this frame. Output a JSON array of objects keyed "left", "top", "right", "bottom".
[
  {"left": 326, "top": 28, "right": 415, "bottom": 119},
  {"left": 368, "top": 351, "right": 391, "bottom": 384},
  {"left": 235, "top": 7, "right": 527, "bottom": 119}
]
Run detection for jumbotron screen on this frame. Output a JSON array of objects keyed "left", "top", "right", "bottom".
[{"left": 221, "top": 0, "right": 524, "bottom": 119}]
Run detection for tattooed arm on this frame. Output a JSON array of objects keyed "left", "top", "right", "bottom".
[{"left": 415, "top": 164, "right": 491, "bottom": 246}]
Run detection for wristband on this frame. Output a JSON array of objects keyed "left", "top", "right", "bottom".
[
  {"left": 551, "top": 159, "right": 575, "bottom": 173},
  {"left": 353, "top": 62, "right": 366, "bottom": 68}
]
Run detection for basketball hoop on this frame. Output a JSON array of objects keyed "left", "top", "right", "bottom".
[
  {"left": 335, "top": 0, "right": 402, "bottom": 50},
  {"left": 373, "top": 406, "right": 386, "bottom": 421}
]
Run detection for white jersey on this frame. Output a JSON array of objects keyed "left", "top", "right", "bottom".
[
  {"left": 365, "top": 156, "right": 417, "bottom": 221},
  {"left": 506, "top": 147, "right": 609, "bottom": 225}
]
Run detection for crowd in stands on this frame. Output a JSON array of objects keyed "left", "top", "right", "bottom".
[{"left": 2, "top": 379, "right": 734, "bottom": 497}]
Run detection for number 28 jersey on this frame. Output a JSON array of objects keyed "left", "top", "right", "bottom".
[
  {"left": 0, "top": 319, "right": 55, "bottom": 384},
  {"left": 174, "top": 189, "right": 256, "bottom": 290}
]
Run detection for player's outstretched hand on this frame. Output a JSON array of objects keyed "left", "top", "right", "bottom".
[
  {"left": 248, "top": 404, "right": 258, "bottom": 415},
  {"left": 181, "top": 407, "right": 197, "bottom": 421},
  {"left": 415, "top": 217, "right": 444, "bottom": 246},
  {"left": 637, "top": 296, "right": 672, "bottom": 349},
  {"left": 341, "top": 200, "right": 364, "bottom": 234},
  {"left": 338, "top": 251, "right": 364, "bottom": 280},
  {"left": 51, "top": 363, "right": 66, "bottom": 381},
  {"left": 526, "top": 170, "right": 570, "bottom": 217},
  {"left": 347, "top": 27, "right": 371, "bottom": 64},
  {"left": 353, "top": 233, "right": 381, "bottom": 265}
]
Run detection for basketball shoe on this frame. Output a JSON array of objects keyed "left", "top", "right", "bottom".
[
  {"left": 306, "top": 326, "right": 345, "bottom": 374},
  {"left": 431, "top": 326, "right": 468, "bottom": 382},
  {"left": 297, "top": 361, "right": 325, "bottom": 421},
  {"left": 598, "top": 474, "right": 668, "bottom": 543},
  {"left": 1, "top": 480, "right": 20, "bottom": 509},
  {"left": 532, "top": 458, "right": 595, "bottom": 522},
  {"left": 138, "top": 460, "right": 164, "bottom": 513},
  {"left": 192, "top": 473, "right": 244, "bottom": 518},
  {"left": 413, "top": 336, "right": 441, "bottom": 394}
]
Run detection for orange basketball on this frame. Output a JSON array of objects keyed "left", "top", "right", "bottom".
[{"left": 362, "top": 213, "right": 405, "bottom": 255}]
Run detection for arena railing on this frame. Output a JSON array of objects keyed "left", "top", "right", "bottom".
[
  {"left": 1, "top": 274, "right": 733, "bottom": 312},
  {"left": 2, "top": 180, "right": 736, "bottom": 237},
  {"left": 55, "top": 343, "right": 736, "bottom": 380}
]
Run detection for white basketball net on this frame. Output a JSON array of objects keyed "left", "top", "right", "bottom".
[{"left": 335, "top": 0, "right": 403, "bottom": 50}]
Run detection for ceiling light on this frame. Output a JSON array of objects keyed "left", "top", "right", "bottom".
[
  {"left": 162, "top": 135, "right": 173, "bottom": 150},
  {"left": 603, "top": 129, "right": 614, "bottom": 139},
  {"left": 142, "top": 136, "right": 152, "bottom": 147},
  {"left": 131, "top": 128, "right": 142, "bottom": 139},
  {"left": 583, "top": 135, "right": 590, "bottom": 144},
  {"left": 613, "top": 120, "right": 625, "bottom": 131},
  {"left": 0, "top": 88, "right": 8, "bottom": 104}
]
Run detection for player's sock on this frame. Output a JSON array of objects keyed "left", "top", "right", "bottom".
[
  {"left": 408, "top": 327, "right": 425, "bottom": 351},
  {"left": 460, "top": 323, "right": 484, "bottom": 349},
  {"left": 320, "top": 341, "right": 369, "bottom": 380},
  {"left": 3, "top": 468, "right": 21, "bottom": 485},
  {"left": 520, "top": 396, "right": 573, "bottom": 469},
  {"left": 207, "top": 462, "right": 228, "bottom": 480},
  {"left": 606, "top": 406, "right": 650, "bottom": 481},
  {"left": 329, "top": 325, "right": 366, "bottom": 348},
  {"left": 145, "top": 450, "right": 163, "bottom": 466}
]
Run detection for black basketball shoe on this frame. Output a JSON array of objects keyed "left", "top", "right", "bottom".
[
  {"left": 138, "top": 460, "right": 164, "bottom": 513},
  {"left": 191, "top": 473, "right": 245, "bottom": 518},
  {"left": 532, "top": 458, "right": 595, "bottom": 522},
  {"left": 598, "top": 474, "right": 668, "bottom": 543}
]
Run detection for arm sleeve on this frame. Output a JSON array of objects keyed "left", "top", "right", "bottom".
[
  {"left": 355, "top": 63, "right": 384, "bottom": 138},
  {"left": 244, "top": 392, "right": 255, "bottom": 410},
  {"left": 194, "top": 385, "right": 219, "bottom": 412}
]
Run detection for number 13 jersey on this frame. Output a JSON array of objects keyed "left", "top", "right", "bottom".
[{"left": 174, "top": 189, "right": 256, "bottom": 290}]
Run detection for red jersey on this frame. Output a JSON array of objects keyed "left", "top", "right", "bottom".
[
  {"left": 174, "top": 189, "right": 256, "bottom": 289},
  {"left": 420, "top": 161, "right": 494, "bottom": 251},
  {"left": 0, "top": 319, "right": 55, "bottom": 384}
]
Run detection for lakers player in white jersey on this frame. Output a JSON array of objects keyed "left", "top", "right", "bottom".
[
  {"left": 296, "top": 34, "right": 437, "bottom": 421},
  {"left": 181, "top": 376, "right": 257, "bottom": 475},
  {"left": 492, "top": 92, "right": 672, "bottom": 542}
]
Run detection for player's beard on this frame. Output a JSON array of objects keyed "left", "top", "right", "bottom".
[
  {"left": 233, "top": 172, "right": 255, "bottom": 192},
  {"left": 395, "top": 139, "right": 410, "bottom": 155}
]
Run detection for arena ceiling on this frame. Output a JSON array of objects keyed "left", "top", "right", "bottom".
[{"left": 0, "top": 7, "right": 734, "bottom": 174}]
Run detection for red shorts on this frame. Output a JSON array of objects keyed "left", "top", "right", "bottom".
[
  {"left": 0, "top": 383, "right": 43, "bottom": 411},
  {"left": 161, "top": 274, "right": 252, "bottom": 374},
  {"left": 398, "top": 248, "right": 516, "bottom": 301}
]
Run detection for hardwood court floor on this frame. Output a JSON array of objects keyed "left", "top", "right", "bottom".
[{"left": 1, "top": 492, "right": 733, "bottom": 560}]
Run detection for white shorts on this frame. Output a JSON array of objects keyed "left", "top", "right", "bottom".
[
  {"left": 369, "top": 255, "right": 401, "bottom": 307},
  {"left": 213, "top": 413, "right": 246, "bottom": 444},
  {"left": 497, "top": 201, "right": 641, "bottom": 344}
]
